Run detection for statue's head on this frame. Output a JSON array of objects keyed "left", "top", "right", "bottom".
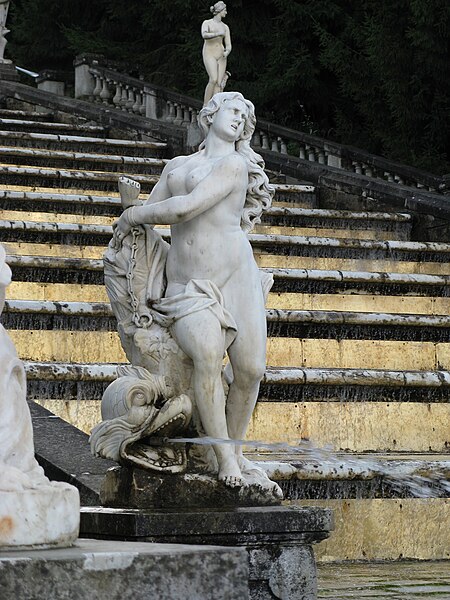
[
  {"left": 198, "top": 91, "right": 256, "bottom": 145},
  {"left": 210, "top": 2, "right": 226, "bottom": 16},
  {"left": 0, "top": 244, "right": 11, "bottom": 315}
]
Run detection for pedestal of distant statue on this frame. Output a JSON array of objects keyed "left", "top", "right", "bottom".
[{"left": 0, "top": 244, "right": 79, "bottom": 549}]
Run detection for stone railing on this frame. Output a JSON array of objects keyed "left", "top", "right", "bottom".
[
  {"left": 74, "top": 54, "right": 447, "bottom": 195},
  {"left": 75, "top": 55, "right": 203, "bottom": 134}
]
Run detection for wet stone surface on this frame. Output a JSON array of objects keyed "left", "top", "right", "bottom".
[{"left": 318, "top": 560, "right": 450, "bottom": 599}]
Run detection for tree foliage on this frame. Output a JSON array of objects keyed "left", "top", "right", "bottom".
[{"left": 7, "top": 0, "right": 449, "bottom": 172}]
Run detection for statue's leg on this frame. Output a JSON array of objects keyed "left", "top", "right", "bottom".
[
  {"left": 170, "top": 310, "right": 244, "bottom": 487},
  {"left": 224, "top": 278, "right": 267, "bottom": 457},
  {"left": 217, "top": 56, "right": 227, "bottom": 93},
  {"left": 203, "top": 53, "right": 220, "bottom": 105}
]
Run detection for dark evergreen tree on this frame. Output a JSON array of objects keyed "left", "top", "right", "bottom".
[{"left": 6, "top": 0, "right": 449, "bottom": 172}]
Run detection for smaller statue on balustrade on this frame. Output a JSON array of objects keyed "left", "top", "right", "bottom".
[{"left": 201, "top": 2, "right": 231, "bottom": 106}]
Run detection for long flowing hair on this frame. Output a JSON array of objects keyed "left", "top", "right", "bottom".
[{"left": 198, "top": 92, "right": 274, "bottom": 232}]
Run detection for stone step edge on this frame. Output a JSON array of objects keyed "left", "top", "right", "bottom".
[
  {"left": 260, "top": 455, "right": 450, "bottom": 485},
  {"left": 0, "top": 168, "right": 313, "bottom": 193},
  {"left": 0, "top": 129, "right": 167, "bottom": 148},
  {"left": 2, "top": 219, "right": 449, "bottom": 252},
  {"left": 0, "top": 165, "right": 159, "bottom": 184},
  {"left": 0, "top": 146, "right": 167, "bottom": 166},
  {"left": 6, "top": 299, "right": 450, "bottom": 329},
  {"left": 22, "top": 361, "right": 450, "bottom": 388},
  {"left": 6, "top": 255, "right": 450, "bottom": 287},
  {"left": 0, "top": 191, "right": 410, "bottom": 223},
  {"left": 0, "top": 117, "right": 106, "bottom": 132}
]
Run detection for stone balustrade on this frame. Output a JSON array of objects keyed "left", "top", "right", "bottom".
[{"left": 74, "top": 54, "right": 446, "bottom": 194}]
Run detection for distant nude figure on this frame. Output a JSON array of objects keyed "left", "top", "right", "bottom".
[{"left": 201, "top": 2, "right": 231, "bottom": 105}]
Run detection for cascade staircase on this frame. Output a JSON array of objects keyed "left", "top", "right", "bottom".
[{"left": 0, "top": 100, "right": 449, "bottom": 562}]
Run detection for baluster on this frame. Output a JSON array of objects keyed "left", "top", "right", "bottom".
[
  {"left": 166, "top": 101, "right": 176, "bottom": 122},
  {"left": 100, "top": 78, "right": 112, "bottom": 105},
  {"left": 173, "top": 103, "right": 184, "bottom": 126},
  {"left": 252, "top": 131, "right": 261, "bottom": 147},
  {"left": 384, "top": 171, "right": 394, "bottom": 183},
  {"left": 279, "top": 137, "right": 288, "bottom": 154},
  {"left": 299, "top": 145, "right": 306, "bottom": 160},
  {"left": 394, "top": 175, "right": 404, "bottom": 185},
  {"left": 261, "top": 132, "right": 270, "bottom": 150},
  {"left": 125, "top": 88, "right": 135, "bottom": 112},
  {"left": 306, "top": 145, "right": 316, "bottom": 161},
  {"left": 120, "top": 85, "right": 128, "bottom": 111},
  {"left": 190, "top": 108, "right": 198, "bottom": 125},
  {"left": 318, "top": 150, "right": 325, "bottom": 164},
  {"left": 363, "top": 163, "right": 373, "bottom": 177},
  {"left": 271, "top": 137, "right": 279, "bottom": 152},
  {"left": 139, "top": 93, "right": 146, "bottom": 116},
  {"left": 92, "top": 74, "right": 102, "bottom": 102},
  {"left": 182, "top": 105, "right": 191, "bottom": 126},
  {"left": 352, "top": 161, "right": 363, "bottom": 175},
  {"left": 112, "top": 82, "right": 122, "bottom": 109},
  {"left": 133, "top": 91, "right": 142, "bottom": 114},
  {"left": 416, "top": 182, "right": 424, "bottom": 189}
]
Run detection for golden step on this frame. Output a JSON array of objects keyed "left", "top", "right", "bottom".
[
  {"left": 306, "top": 498, "right": 450, "bottom": 561},
  {"left": 7, "top": 243, "right": 450, "bottom": 275},
  {"left": 9, "top": 330, "right": 450, "bottom": 371}
]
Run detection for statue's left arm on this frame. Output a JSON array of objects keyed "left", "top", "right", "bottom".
[{"left": 223, "top": 24, "right": 231, "bottom": 57}]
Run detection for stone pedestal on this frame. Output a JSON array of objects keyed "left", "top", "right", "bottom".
[
  {"left": 100, "top": 466, "right": 283, "bottom": 509},
  {"left": 0, "top": 483, "right": 80, "bottom": 549},
  {"left": 81, "top": 505, "right": 333, "bottom": 600},
  {"left": 0, "top": 62, "right": 18, "bottom": 81},
  {"left": 0, "top": 538, "right": 248, "bottom": 600}
]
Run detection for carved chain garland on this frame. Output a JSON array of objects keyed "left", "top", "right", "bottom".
[{"left": 126, "top": 226, "right": 147, "bottom": 329}]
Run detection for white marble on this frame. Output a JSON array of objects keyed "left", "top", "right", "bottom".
[
  {"left": 0, "top": 0, "right": 11, "bottom": 63},
  {"left": 201, "top": 2, "right": 231, "bottom": 105},
  {"left": 0, "top": 244, "right": 80, "bottom": 549},
  {"left": 94, "top": 92, "right": 282, "bottom": 499}
]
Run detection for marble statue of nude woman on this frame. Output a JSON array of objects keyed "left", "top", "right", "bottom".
[
  {"left": 111, "top": 91, "right": 278, "bottom": 490},
  {"left": 201, "top": 2, "right": 231, "bottom": 105}
]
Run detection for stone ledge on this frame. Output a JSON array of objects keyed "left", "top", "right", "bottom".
[{"left": 0, "top": 538, "right": 248, "bottom": 600}]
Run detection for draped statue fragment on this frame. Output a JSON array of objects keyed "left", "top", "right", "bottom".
[
  {"left": 0, "top": 244, "right": 79, "bottom": 548},
  {"left": 91, "top": 92, "right": 282, "bottom": 500}
]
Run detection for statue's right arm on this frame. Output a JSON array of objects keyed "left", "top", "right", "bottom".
[{"left": 201, "top": 20, "right": 220, "bottom": 39}]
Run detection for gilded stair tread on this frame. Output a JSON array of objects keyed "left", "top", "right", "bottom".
[
  {"left": 6, "top": 298, "right": 450, "bottom": 329},
  {"left": 2, "top": 219, "right": 448, "bottom": 252},
  {"left": 21, "top": 360, "right": 450, "bottom": 388},
  {"left": 0, "top": 145, "right": 167, "bottom": 166},
  {"left": 0, "top": 129, "right": 167, "bottom": 147}
]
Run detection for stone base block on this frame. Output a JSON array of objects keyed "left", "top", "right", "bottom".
[
  {"left": 100, "top": 466, "right": 282, "bottom": 509},
  {"left": 0, "top": 62, "right": 19, "bottom": 82},
  {"left": 0, "top": 538, "right": 248, "bottom": 600},
  {"left": 81, "top": 505, "right": 333, "bottom": 600},
  {"left": 0, "top": 483, "right": 79, "bottom": 549}
]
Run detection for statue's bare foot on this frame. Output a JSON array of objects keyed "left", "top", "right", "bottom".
[
  {"left": 238, "top": 455, "right": 283, "bottom": 499},
  {"left": 118, "top": 176, "right": 141, "bottom": 208},
  {"left": 218, "top": 455, "right": 244, "bottom": 488}
]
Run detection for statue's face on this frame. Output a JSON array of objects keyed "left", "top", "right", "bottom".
[
  {"left": 219, "top": 7, "right": 227, "bottom": 17},
  {"left": 211, "top": 99, "right": 248, "bottom": 142}
]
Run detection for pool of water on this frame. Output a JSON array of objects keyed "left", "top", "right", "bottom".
[{"left": 318, "top": 561, "right": 450, "bottom": 599}]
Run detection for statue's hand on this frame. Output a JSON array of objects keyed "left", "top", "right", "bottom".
[
  {"left": 223, "top": 49, "right": 230, "bottom": 58},
  {"left": 119, "top": 176, "right": 141, "bottom": 208},
  {"left": 111, "top": 208, "right": 134, "bottom": 250}
]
